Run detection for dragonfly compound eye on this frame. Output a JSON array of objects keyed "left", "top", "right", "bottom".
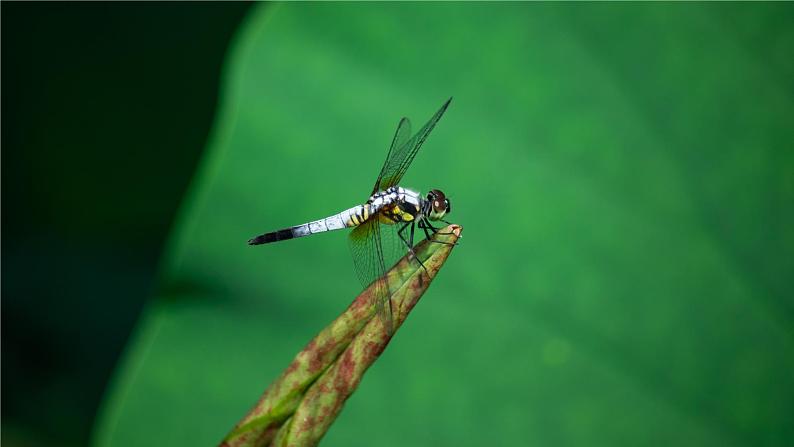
[{"left": 428, "top": 189, "right": 447, "bottom": 214}]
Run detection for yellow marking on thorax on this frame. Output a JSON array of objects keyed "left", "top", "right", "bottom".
[
  {"left": 399, "top": 211, "right": 415, "bottom": 222},
  {"left": 378, "top": 203, "right": 415, "bottom": 224}
]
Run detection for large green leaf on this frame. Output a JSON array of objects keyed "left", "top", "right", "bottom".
[{"left": 94, "top": 3, "right": 794, "bottom": 446}]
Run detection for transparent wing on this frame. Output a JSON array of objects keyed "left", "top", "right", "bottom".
[
  {"left": 372, "top": 97, "right": 452, "bottom": 193},
  {"left": 372, "top": 117, "right": 411, "bottom": 194},
  {"left": 349, "top": 99, "right": 452, "bottom": 332},
  {"left": 349, "top": 217, "right": 395, "bottom": 334}
]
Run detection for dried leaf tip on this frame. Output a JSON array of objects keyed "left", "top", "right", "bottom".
[{"left": 222, "top": 224, "right": 461, "bottom": 447}]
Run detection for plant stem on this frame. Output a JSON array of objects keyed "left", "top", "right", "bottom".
[{"left": 221, "top": 224, "right": 462, "bottom": 447}]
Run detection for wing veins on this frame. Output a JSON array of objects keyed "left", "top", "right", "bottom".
[{"left": 373, "top": 97, "right": 452, "bottom": 192}]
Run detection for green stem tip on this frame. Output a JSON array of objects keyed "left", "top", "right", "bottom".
[{"left": 221, "top": 224, "right": 462, "bottom": 447}]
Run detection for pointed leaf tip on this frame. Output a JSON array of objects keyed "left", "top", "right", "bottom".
[{"left": 222, "top": 224, "right": 461, "bottom": 447}]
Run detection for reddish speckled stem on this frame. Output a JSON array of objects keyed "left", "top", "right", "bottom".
[{"left": 221, "top": 225, "right": 462, "bottom": 447}]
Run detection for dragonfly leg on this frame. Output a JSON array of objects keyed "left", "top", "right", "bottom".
[
  {"left": 419, "top": 219, "right": 435, "bottom": 240},
  {"left": 398, "top": 221, "right": 429, "bottom": 274},
  {"left": 419, "top": 218, "right": 459, "bottom": 246},
  {"left": 397, "top": 221, "right": 413, "bottom": 250},
  {"left": 436, "top": 219, "right": 461, "bottom": 237},
  {"left": 422, "top": 218, "right": 456, "bottom": 235}
]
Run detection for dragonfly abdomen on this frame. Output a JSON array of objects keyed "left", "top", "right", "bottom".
[{"left": 247, "top": 204, "right": 371, "bottom": 245}]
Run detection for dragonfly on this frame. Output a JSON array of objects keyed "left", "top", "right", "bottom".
[{"left": 248, "top": 98, "right": 454, "bottom": 334}]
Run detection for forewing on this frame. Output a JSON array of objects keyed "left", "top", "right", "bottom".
[
  {"left": 350, "top": 99, "right": 452, "bottom": 332},
  {"left": 373, "top": 98, "right": 452, "bottom": 192},
  {"left": 372, "top": 117, "right": 412, "bottom": 194},
  {"left": 348, "top": 218, "right": 394, "bottom": 334}
]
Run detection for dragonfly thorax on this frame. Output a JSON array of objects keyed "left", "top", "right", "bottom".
[
  {"left": 368, "top": 186, "right": 421, "bottom": 223},
  {"left": 367, "top": 186, "right": 450, "bottom": 223}
]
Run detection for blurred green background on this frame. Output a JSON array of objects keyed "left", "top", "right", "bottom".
[
  {"left": 2, "top": 3, "right": 250, "bottom": 446},
  {"left": 4, "top": 3, "right": 794, "bottom": 447}
]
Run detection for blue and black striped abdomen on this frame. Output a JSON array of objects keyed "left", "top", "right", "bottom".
[{"left": 248, "top": 203, "right": 373, "bottom": 245}]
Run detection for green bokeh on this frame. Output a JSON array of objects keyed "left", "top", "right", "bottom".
[{"left": 94, "top": 3, "right": 794, "bottom": 446}]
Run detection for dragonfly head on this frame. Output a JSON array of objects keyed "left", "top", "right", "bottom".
[{"left": 427, "top": 189, "right": 451, "bottom": 221}]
